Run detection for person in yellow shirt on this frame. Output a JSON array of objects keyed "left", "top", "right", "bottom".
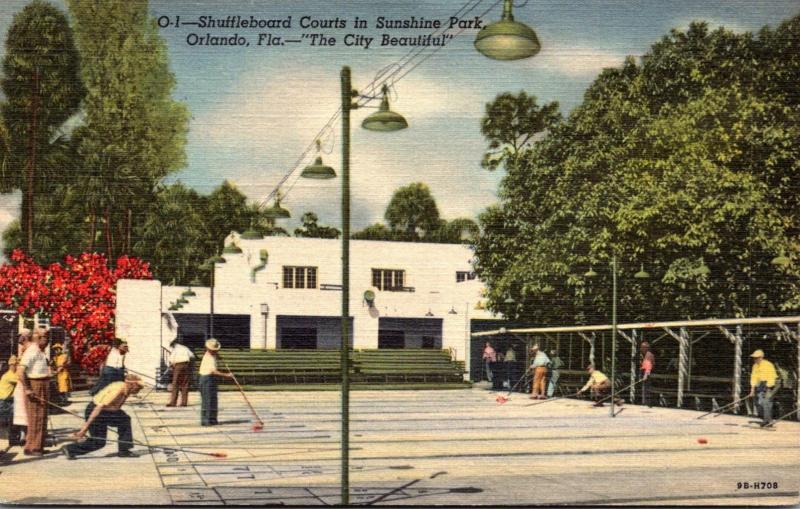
[
  {"left": 62, "top": 376, "right": 144, "bottom": 459},
  {"left": 748, "top": 349, "right": 777, "bottom": 427},
  {"left": 198, "top": 339, "right": 234, "bottom": 426},
  {"left": 1, "top": 356, "right": 19, "bottom": 446},
  {"left": 578, "top": 365, "right": 623, "bottom": 407},
  {"left": 52, "top": 344, "right": 72, "bottom": 405}
]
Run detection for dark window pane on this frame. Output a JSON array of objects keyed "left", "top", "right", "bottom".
[
  {"left": 372, "top": 269, "right": 381, "bottom": 290},
  {"left": 394, "top": 270, "right": 404, "bottom": 290},
  {"left": 296, "top": 267, "right": 306, "bottom": 289},
  {"left": 307, "top": 267, "right": 317, "bottom": 289},
  {"left": 383, "top": 271, "right": 392, "bottom": 291},
  {"left": 283, "top": 267, "right": 293, "bottom": 288}
]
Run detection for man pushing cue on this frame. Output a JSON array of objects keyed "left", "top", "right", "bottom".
[
  {"left": 578, "top": 364, "right": 624, "bottom": 407},
  {"left": 62, "top": 375, "right": 144, "bottom": 459}
]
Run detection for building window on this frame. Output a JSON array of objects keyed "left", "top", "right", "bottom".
[
  {"left": 282, "top": 266, "right": 318, "bottom": 289},
  {"left": 372, "top": 269, "right": 406, "bottom": 291},
  {"left": 456, "top": 271, "right": 476, "bottom": 283}
]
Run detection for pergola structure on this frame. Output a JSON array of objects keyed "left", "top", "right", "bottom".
[{"left": 473, "top": 316, "right": 800, "bottom": 415}]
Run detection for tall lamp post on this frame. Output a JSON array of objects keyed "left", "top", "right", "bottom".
[
  {"left": 585, "top": 255, "right": 650, "bottom": 417},
  {"left": 300, "top": 67, "right": 408, "bottom": 505}
]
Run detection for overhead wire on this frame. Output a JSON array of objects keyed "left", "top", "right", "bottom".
[{"left": 258, "top": 0, "right": 499, "bottom": 208}]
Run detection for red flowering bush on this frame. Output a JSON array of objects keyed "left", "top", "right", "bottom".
[{"left": 0, "top": 250, "right": 151, "bottom": 373}]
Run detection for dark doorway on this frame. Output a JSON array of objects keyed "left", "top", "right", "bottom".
[
  {"left": 281, "top": 327, "right": 317, "bottom": 349},
  {"left": 378, "top": 317, "right": 442, "bottom": 349},
  {"left": 379, "top": 330, "right": 405, "bottom": 349},
  {"left": 276, "top": 316, "right": 353, "bottom": 349},
  {"left": 173, "top": 314, "right": 250, "bottom": 350}
]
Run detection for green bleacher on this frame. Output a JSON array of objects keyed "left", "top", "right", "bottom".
[{"left": 191, "top": 348, "right": 470, "bottom": 390}]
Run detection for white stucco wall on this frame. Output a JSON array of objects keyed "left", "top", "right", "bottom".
[
  {"left": 120, "top": 235, "right": 501, "bottom": 373},
  {"left": 115, "top": 279, "right": 163, "bottom": 379}
]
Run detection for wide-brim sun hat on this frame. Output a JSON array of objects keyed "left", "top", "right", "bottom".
[
  {"left": 205, "top": 338, "right": 221, "bottom": 351},
  {"left": 750, "top": 349, "right": 765, "bottom": 358}
]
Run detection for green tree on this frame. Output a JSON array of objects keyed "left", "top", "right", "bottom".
[
  {"left": 384, "top": 182, "right": 441, "bottom": 238},
  {"left": 426, "top": 218, "right": 480, "bottom": 244},
  {"left": 133, "top": 183, "right": 205, "bottom": 285},
  {"left": 480, "top": 91, "right": 561, "bottom": 171},
  {"left": 203, "top": 180, "right": 252, "bottom": 254},
  {"left": 0, "top": 0, "right": 84, "bottom": 255},
  {"left": 68, "top": 0, "right": 188, "bottom": 259},
  {"left": 352, "top": 222, "right": 395, "bottom": 241},
  {"left": 474, "top": 19, "right": 800, "bottom": 324},
  {"left": 294, "top": 212, "right": 340, "bottom": 239}
]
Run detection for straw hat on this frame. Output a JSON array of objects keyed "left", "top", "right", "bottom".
[
  {"left": 7, "top": 355, "right": 17, "bottom": 365},
  {"left": 205, "top": 338, "right": 221, "bottom": 351},
  {"left": 750, "top": 349, "right": 765, "bottom": 358},
  {"left": 124, "top": 374, "right": 145, "bottom": 388}
]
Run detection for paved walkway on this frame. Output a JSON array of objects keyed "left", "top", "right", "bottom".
[{"left": 1, "top": 388, "right": 798, "bottom": 505}]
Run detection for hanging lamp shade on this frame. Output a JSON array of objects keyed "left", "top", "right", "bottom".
[
  {"left": 176, "top": 296, "right": 189, "bottom": 305},
  {"left": 584, "top": 267, "right": 598, "bottom": 278},
  {"left": 634, "top": 264, "right": 651, "bottom": 279},
  {"left": 301, "top": 156, "right": 337, "bottom": 179},
  {"left": 263, "top": 195, "right": 291, "bottom": 219},
  {"left": 168, "top": 303, "right": 179, "bottom": 311},
  {"left": 241, "top": 226, "right": 264, "bottom": 240},
  {"left": 181, "top": 287, "right": 197, "bottom": 298},
  {"left": 541, "top": 285, "right": 554, "bottom": 294},
  {"left": 771, "top": 254, "right": 791, "bottom": 267},
  {"left": 222, "top": 243, "right": 243, "bottom": 255},
  {"left": 474, "top": 0, "right": 541, "bottom": 61},
  {"left": 504, "top": 296, "right": 516, "bottom": 304},
  {"left": 362, "top": 85, "right": 408, "bottom": 132},
  {"left": 302, "top": 140, "right": 336, "bottom": 179}
]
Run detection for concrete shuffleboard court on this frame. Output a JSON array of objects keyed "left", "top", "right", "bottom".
[{"left": 1, "top": 388, "right": 798, "bottom": 505}]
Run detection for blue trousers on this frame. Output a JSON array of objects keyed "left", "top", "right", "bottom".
[
  {"left": 65, "top": 402, "right": 133, "bottom": 455},
  {"left": 90, "top": 367, "right": 125, "bottom": 395},
  {"left": 199, "top": 375, "right": 218, "bottom": 426},
  {"left": 756, "top": 384, "right": 775, "bottom": 424}
]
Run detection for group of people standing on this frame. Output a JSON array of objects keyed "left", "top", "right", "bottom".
[
  {"left": 1, "top": 329, "right": 238, "bottom": 460},
  {"left": 64, "top": 337, "right": 235, "bottom": 459},
  {"left": 481, "top": 342, "right": 564, "bottom": 398},
  {"left": 0, "top": 328, "right": 61, "bottom": 456}
]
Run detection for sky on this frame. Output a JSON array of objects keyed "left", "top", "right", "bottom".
[{"left": 0, "top": 0, "right": 797, "bottom": 249}]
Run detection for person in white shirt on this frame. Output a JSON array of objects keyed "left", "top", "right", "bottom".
[
  {"left": 166, "top": 339, "right": 196, "bottom": 407},
  {"left": 17, "top": 328, "right": 50, "bottom": 456},
  {"left": 198, "top": 339, "right": 234, "bottom": 426},
  {"left": 90, "top": 338, "right": 128, "bottom": 396}
]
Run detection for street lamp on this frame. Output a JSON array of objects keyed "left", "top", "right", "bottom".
[
  {"left": 585, "top": 255, "right": 650, "bottom": 417},
  {"left": 474, "top": 0, "right": 541, "bottom": 60},
  {"left": 300, "top": 66, "right": 408, "bottom": 505}
]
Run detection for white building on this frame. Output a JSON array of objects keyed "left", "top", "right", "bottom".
[{"left": 115, "top": 234, "right": 500, "bottom": 378}]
